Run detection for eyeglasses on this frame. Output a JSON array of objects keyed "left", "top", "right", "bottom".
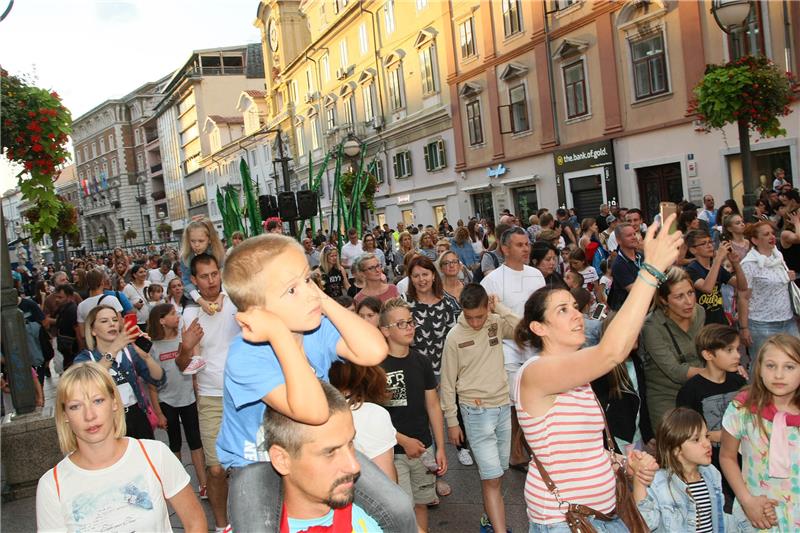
[
  {"left": 363, "top": 264, "right": 382, "bottom": 272},
  {"left": 385, "top": 319, "right": 418, "bottom": 330},
  {"left": 441, "top": 260, "right": 460, "bottom": 267}
]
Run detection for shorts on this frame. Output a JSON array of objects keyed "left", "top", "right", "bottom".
[
  {"left": 460, "top": 404, "right": 511, "bottom": 480},
  {"left": 394, "top": 454, "right": 436, "bottom": 505},
  {"left": 197, "top": 395, "right": 223, "bottom": 467}
]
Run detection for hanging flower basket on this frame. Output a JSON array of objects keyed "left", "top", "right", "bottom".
[
  {"left": 1, "top": 70, "right": 72, "bottom": 236},
  {"left": 339, "top": 171, "right": 378, "bottom": 211},
  {"left": 688, "top": 55, "right": 798, "bottom": 138}
]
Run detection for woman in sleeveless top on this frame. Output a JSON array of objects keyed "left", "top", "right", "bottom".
[{"left": 513, "top": 214, "right": 682, "bottom": 531}]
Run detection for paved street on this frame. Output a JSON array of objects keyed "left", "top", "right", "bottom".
[{"left": 2, "top": 370, "right": 530, "bottom": 532}]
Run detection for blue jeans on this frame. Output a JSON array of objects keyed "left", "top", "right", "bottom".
[
  {"left": 460, "top": 404, "right": 511, "bottom": 480},
  {"left": 529, "top": 516, "right": 628, "bottom": 532},
  {"left": 748, "top": 318, "right": 799, "bottom": 376},
  {"left": 227, "top": 450, "right": 417, "bottom": 532}
]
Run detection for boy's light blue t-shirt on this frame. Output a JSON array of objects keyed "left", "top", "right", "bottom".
[{"left": 216, "top": 317, "right": 342, "bottom": 469}]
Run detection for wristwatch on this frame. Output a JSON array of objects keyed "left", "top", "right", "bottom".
[{"left": 103, "top": 352, "right": 113, "bottom": 362}]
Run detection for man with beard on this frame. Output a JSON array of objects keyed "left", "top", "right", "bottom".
[{"left": 266, "top": 381, "right": 383, "bottom": 532}]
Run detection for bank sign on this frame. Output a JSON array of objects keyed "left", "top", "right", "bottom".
[{"left": 553, "top": 140, "right": 614, "bottom": 173}]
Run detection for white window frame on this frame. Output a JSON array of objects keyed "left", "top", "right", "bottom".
[
  {"left": 393, "top": 150, "right": 413, "bottom": 178},
  {"left": 294, "top": 121, "right": 306, "bottom": 157},
  {"left": 561, "top": 57, "right": 590, "bottom": 119},
  {"left": 362, "top": 84, "right": 375, "bottom": 122},
  {"left": 321, "top": 54, "right": 330, "bottom": 83},
  {"left": 373, "top": 159, "right": 385, "bottom": 183},
  {"left": 325, "top": 106, "right": 337, "bottom": 132},
  {"left": 509, "top": 83, "right": 530, "bottom": 133},
  {"left": 466, "top": 99, "right": 484, "bottom": 146},
  {"left": 459, "top": 17, "right": 476, "bottom": 59},
  {"left": 100, "top": 137, "right": 106, "bottom": 153},
  {"left": 423, "top": 139, "right": 447, "bottom": 171},
  {"left": 416, "top": 0, "right": 427, "bottom": 10},
  {"left": 418, "top": 45, "right": 439, "bottom": 95},
  {"left": 628, "top": 30, "right": 671, "bottom": 102},
  {"left": 310, "top": 115, "right": 321, "bottom": 150},
  {"left": 343, "top": 96, "right": 356, "bottom": 128},
  {"left": 306, "top": 67, "right": 316, "bottom": 93},
  {"left": 359, "top": 23, "right": 368, "bottom": 55},
  {"left": 502, "top": 0, "right": 523, "bottom": 37},
  {"left": 109, "top": 133, "right": 115, "bottom": 150},
  {"left": 111, "top": 158, "right": 118, "bottom": 176},
  {"left": 387, "top": 65, "right": 405, "bottom": 111},
  {"left": 340, "top": 39, "right": 349, "bottom": 69},
  {"left": 384, "top": 0, "right": 395, "bottom": 34},
  {"left": 288, "top": 80, "right": 299, "bottom": 104}
]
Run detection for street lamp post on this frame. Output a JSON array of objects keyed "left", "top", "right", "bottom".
[
  {"left": 710, "top": 0, "right": 755, "bottom": 204},
  {"left": 136, "top": 174, "right": 147, "bottom": 246}
]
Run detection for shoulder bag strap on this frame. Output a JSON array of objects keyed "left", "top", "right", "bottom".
[
  {"left": 663, "top": 322, "right": 688, "bottom": 365},
  {"left": 53, "top": 464, "right": 60, "bottom": 500},
  {"left": 136, "top": 439, "right": 165, "bottom": 497}
]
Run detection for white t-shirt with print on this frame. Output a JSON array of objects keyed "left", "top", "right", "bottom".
[
  {"left": 351, "top": 402, "right": 397, "bottom": 460},
  {"left": 36, "top": 438, "right": 189, "bottom": 533},
  {"left": 182, "top": 294, "right": 239, "bottom": 397},
  {"left": 77, "top": 294, "right": 123, "bottom": 324}
]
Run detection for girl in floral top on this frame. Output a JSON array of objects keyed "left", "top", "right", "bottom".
[{"left": 721, "top": 334, "right": 800, "bottom": 531}]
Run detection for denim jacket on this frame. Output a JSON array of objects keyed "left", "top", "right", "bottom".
[
  {"left": 75, "top": 346, "right": 166, "bottom": 410},
  {"left": 638, "top": 465, "right": 725, "bottom": 533}
]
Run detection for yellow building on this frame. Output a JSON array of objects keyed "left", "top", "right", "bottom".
[{"left": 256, "top": 0, "right": 461, "bottom": 229}]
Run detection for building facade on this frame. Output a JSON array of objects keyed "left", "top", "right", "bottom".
[
  {"left": 449, "top": 0, "right": 799, "bottom": 224},
  {"left": 71, "top": 80, "right": 163, "bottom": 250},
  {"left": 257, "top": 0, "right": 461, "bottom": 230},
  {"left": 146, "top": 45, "right": 265, "bottom": 237}
]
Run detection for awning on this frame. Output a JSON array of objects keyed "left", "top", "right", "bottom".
[
  {"left": 461, "top": 182, "right": 492, "bottom": 193},
  {"left": 500, "top": 174, "right": 539, "bottom": 187}
]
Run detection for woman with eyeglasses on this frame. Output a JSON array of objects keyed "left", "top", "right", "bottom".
[{"left": 353, "top": 253, "right": 399, "bottom": 306}]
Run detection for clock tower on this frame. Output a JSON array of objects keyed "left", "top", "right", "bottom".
[{"left": 255, "top": 1, "right": 310, "bottom": 95}]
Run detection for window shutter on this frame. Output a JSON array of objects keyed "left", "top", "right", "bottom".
[
  {"left": 437, "top": 140, "right": 446, "bottom": 169},
  {"left": 393, "top": 154, "right": 399, "bottom": 177},
  {"left": 406, "top": 152, "right": 412, "bottom": 176},
  {"left": 423, "top": 144, "right": 430, "bottom": 171}
]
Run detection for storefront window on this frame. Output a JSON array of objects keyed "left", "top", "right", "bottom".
[
  {"left": 402, "top": 209, "right": 414, "bottom": 227},
  {"left": 729, "top": 147, "right": 793, "bottom": 211},
  {"left": 513, "top": 186, "right": 538, "bottom": 227},
  {"left": 472, "top": 192, "right": 494, "bottom": 221}
]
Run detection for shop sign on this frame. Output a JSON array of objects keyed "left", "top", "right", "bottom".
[
  {"left": 553, "top": 140, "right": 614, "bottom": 173},
  {"left": 487, "top": 164, "right": 508, "bottom": 178}
]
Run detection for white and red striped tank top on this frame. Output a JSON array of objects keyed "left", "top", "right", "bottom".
[{"left": 514, "top": 356, "right": 616, "bottom": 525}]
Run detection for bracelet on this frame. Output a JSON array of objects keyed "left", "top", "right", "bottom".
[
  {"left": 640, "top": 262, "right": 667, "bottom": 284},
  {"left": 637, "top": 271, "right": 659, "bottom": 288}
]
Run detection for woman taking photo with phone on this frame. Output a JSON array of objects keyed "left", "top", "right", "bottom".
[
  {"left": 36, "top": 362, "right": 205, "bottom": 532},
  {"left": 74, "top": 305, "right": 165, "bottom": 439},
  {"left": 514, "top": 215, "right": 681, "bottom": 532}
]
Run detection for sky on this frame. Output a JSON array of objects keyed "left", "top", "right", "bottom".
[{"left": 0, "top": 0, "right": 262, "bottom": 193}]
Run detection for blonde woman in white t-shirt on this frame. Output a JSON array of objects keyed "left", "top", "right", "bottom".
[{"left": 36, "top": 362, "right": 205, "bottom": 532}]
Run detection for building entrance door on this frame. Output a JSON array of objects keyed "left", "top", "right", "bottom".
[
  {"left": 565, "top": 168, "right": 606, "bottom": 221},
  {"left": 636, "top": 163, "right": 683, "bottom": 223}
]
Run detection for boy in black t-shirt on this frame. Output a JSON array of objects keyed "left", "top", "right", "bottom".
[
  {"left": 676, "top": 323, "right": 746, "bottom": 510},
  {"left": 380, "top": 298, "right": 447, "bottom": 533}
]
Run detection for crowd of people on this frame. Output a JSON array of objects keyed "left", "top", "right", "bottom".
[{"left": 4, "top": 185, "right": 799, "bottom": 532}]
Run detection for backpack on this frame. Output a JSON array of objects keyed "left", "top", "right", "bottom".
[{"left": 471, "top": 250, "right": 499, "bottom": 284}]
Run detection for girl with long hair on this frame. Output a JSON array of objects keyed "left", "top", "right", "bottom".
[
  {"left": 720, "top": 335, "right": 800, "bottom": 530},
  {"left": 146, "top": 304, "right": 208, "bottom": 499},
  {"left": 634, "top": 408, "right": 726, "bottom": 532},
  {"left": 179, "top": 218, "right": 225, "bottom": 316},
  {"left": 123, "top": 264, "right": 151, "bottom": 331},
  {"left": 319, "top": 245, "right": 350, "bottom": 298}
]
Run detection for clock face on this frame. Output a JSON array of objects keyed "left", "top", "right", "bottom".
[{"left": 268, "top": 18, "right": 279, "bottom": 52}]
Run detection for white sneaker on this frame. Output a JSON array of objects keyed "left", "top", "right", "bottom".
[
  {"left": 182, "top": 356, "right": 207, "bottom": 375},
  {"left": 457, "top": 448, "right": 474, "bottom": 466}
]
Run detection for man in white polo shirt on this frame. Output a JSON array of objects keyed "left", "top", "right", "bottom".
[
  {"left": 340, "top": 228, "right": 363, "bottom": 282},
  {"left": 147, "top": 257, "right": 177, "bottom": 292},
  {"left": 177, "top": 253, "right": 240, "bottom": 532}
]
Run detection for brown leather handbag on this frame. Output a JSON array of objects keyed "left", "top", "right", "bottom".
[{"left": 528, "top": 399, "right": 649, "bottom": 533}]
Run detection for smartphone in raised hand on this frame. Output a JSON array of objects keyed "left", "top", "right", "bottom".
[{"left": 659, "top": 202, "right": 678, "bottom": 234}]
